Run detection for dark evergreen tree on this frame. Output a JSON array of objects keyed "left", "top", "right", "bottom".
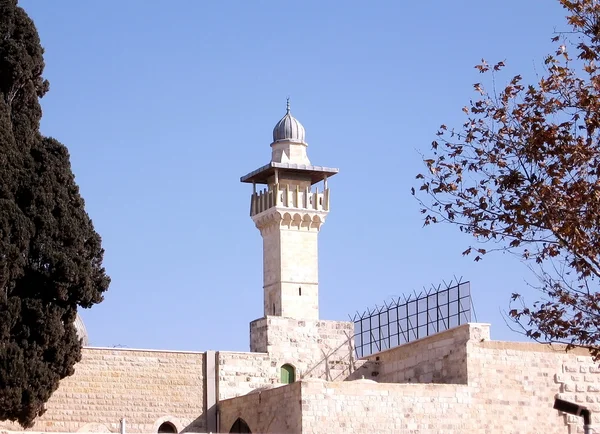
[{"left": 0, "top": 0, "right": 110, "bottom": 427}]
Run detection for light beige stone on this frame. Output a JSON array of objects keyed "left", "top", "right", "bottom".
[{"left": 2, "top": 348, "right": 207, "bottom": 433}]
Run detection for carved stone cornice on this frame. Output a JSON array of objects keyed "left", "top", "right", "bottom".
[{"left": 252, "top": 207, "right": 328, "bottom": 235}]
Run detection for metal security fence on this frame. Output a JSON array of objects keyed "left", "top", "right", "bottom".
[{"left": 350, "top": 279, "right": 474, "bottom": 358}]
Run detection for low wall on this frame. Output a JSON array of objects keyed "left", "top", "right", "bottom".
[
  {"left": 360, "top": 323, "right": 484, "bottom": 384},
  {"left": 218, "top": 382, "right": 302, "bottom": 434},
  {"left": 0, "top": 348, "right": 207, "bottom": 433},
  {"left": 299, "top": 379, "right": 474, "bottom": 434}
]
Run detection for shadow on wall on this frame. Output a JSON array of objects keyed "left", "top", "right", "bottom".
[
  {"left": 299, "top": 329, "right": 380, "bottom": 382},
  {"left": 180, "top": 415, "right": 206, "bottom": 433}
]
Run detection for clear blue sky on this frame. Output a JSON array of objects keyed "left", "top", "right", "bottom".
[{"left": 19, "top": 0, "right": 568, "bottom": 351}]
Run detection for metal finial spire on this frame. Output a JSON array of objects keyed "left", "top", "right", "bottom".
[{"left": 286, "top": 96, "right": 290, "bottom": 114}]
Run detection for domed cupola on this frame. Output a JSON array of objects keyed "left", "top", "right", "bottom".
[
  {"left": 272, "top": 99, "right": 306, "bottom": 144},
  {"left": 269, "top": 99, "right": 310, "bottom": 165},
  {"left": 74, "top": 313, "right": 89, "bottom": 346}
]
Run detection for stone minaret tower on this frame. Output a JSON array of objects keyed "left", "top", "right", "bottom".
[{"left": 241, "top": 100, "right": 338, "bottom": 320}]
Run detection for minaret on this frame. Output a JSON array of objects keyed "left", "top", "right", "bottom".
[{"left": 241, "top": 100, "right": 338, "bottom": 320}]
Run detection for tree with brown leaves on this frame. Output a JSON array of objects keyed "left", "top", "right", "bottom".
[{"left": 414, "top": 0, "right": 600, "bottom": 360}]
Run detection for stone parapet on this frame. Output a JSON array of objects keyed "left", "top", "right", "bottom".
[
  {"left": 250, "top": 184, "right": 329, "bottom": 218},
  {"left": 0, "top": 348, "right": 207, "bottom": 433},
  {"left": 360, "top": 323, "right": 489, "bottom": 384}
]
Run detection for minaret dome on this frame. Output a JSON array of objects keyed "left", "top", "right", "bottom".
[{"left": 272, "top": 98, "right": 306, "bottom": 144}]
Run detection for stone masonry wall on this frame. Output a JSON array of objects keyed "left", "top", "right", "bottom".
[
  {"left": 218, "top": 324, "right": 600, "bottom": 434},
  {"left": 250, "top": 317, "right": 358, "bottom": 381},
  {"left": 217, "top": 317, "right": 360, "bottom": 402},
  {"left": 218, "top": 382, "right": 302, "bottom": 434},
  {"left": 467, "top": 339, "right": 600, "bottom": 434},
  {"left": 298, "top": 329, "right": 598, "bottom": 434},
  {"left": 219, "top": 374, "right": 574, "bottom": 434},
  {"left": 360, "top": 322, "right": 482, "bottom": 384},
  {"left": 278, "top": 227, "right": 319, "bottom": 320},
  {"left": 299, "top": 379, "right": 474, "bottom": 434},
  {"left": 7, "top": 322, "right": 600, "bottom": 434},
  {"left": 256, "top": 210, "right": 321, "bottom": 321},
  {"left": 216, "top": 351, "right": 274, "bottom": 401},
  {"left": 0, "top": 348, "right": 206, "bottom": 433}
]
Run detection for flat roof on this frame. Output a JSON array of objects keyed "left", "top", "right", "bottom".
[{"left": 240, "top": 162, "right": 339, "bottom": 185}]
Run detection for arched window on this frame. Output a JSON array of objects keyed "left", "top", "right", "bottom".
[
  {"left": 281, "top": 364, "right": 296, "bottom": 384},
  {"left": 157, "top": 422, "right": 177, "bottom": 433},
  {"left": 229, "top": 418, "right": 252, "bottom": 433}
]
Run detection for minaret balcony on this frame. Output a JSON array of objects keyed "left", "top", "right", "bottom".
[{"left": 250, "top": 184, "right": 329, "bottom": 217}]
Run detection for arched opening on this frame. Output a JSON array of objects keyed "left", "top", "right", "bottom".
[
  {"left": 229, "top": 418, "right": 252, "bottom": 433},
  {"left": 281, "top": 364, "right": 296, "bottom": 384},
  {"left": 157, "top": 422, "right": 177, "bottom": 433}
]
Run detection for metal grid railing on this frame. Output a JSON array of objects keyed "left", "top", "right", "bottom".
[{"left": 349, "top": 279, "right": 474, "bottom": 358}]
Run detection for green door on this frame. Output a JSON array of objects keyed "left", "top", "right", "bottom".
[{"left": 281, "top": 364, "right": 295, "bottom": 384}]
